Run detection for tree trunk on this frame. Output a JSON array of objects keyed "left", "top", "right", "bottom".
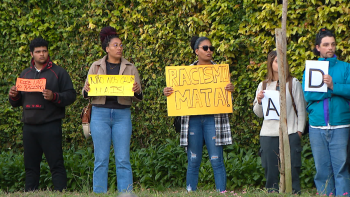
[{"left": 276, "top": 0, "right": 292, "bottom": 193}]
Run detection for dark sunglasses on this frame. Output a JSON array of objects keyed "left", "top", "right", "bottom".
[{"left": 199, "top": 45, "right": 215, "bottom": 51}]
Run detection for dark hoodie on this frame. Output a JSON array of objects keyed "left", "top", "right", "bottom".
[{"left": 9, "top": 57, "right": 76, "bottom": 124}]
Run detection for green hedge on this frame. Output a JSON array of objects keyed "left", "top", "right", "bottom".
[
  {"left": 2, "top": 0, "right": 350, "bottom": 150},
  {"left": 0, "top": 138, "right": 316, "bottom": 192}
]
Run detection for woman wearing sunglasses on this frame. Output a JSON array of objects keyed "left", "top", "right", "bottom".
[{"left": 163, "top": 36, "right": 233, "bottom": 192}]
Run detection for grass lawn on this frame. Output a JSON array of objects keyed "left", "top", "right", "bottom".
[{"left": 0, "top": 188, "right": 318, "bottom": 197}]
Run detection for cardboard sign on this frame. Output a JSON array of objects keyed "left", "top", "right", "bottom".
[
  {"left": 262, "top": 90, "right": 280, "bottom": 120},
  {"left": 16, "top": 78, "right": 46, "bottom": 92},
  {"left": 88, "top": 75, "right": 134, "bottom": 96},
  {"left": 304, "top": 60, "right": 329, "bottom": 92},
  {"left": 166, "top": 64, "right": 233, "bottom": 116}
]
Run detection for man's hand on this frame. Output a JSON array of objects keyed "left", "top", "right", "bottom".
[
  {"left": 324, "top": 74, "right": 333, "bottom": 90},
  {"left": 9, "top": 86, "right": 19, "bottom": 98},
  {"left": 43, "top": 89, "right": 54, "bottom": 101}
]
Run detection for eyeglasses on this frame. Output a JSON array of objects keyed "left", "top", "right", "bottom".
[
  {"left": 112, "top": 43, "right": 123, "bottom": 48},
  {"left": 109, "top": 43, "right": 123, "bottom": 48},
  {"left": 199, "top": 45, "right": 215, "bottom": 51}
]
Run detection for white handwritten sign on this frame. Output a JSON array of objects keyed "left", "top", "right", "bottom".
[
  {"left": 304, "top": 60, "right": 329, "bottom": 92},
  {"left": 262, "top": 90, "right": 280, "bottom": 120}
]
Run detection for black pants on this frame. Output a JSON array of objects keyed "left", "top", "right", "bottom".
[
  {"left": 23, "top": 119, "right": 67, "bottom": 191},
  {"left": 259, "top": 133, "right": 302, "bottom": 194}
]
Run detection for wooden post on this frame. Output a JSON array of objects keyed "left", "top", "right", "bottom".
[{"left": 276, "top": 0, "right": 292, "bottom": 193}]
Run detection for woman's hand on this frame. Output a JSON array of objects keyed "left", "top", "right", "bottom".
[
  {"left": 83, "top": 81, "right": 90, "bottom": 92},
  {"left": 257, "top": 90, "right": 265, "bottom": 104},
  {"left": 133, "top": 82, "right": 141, "bottom": 94},
  {"left": 163, "top": 87, "right": 174, "bottom": 97},
  {"left": 225, "top": 83, "right": 234, "bottom": 92},
  {"left": 297, "top": 131, "right": 302, "bottom": 139}
]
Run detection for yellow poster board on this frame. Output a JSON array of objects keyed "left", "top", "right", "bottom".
[
  {"left": 166, "top": 64, "right": 233, "bottom": 116},
  {"left": 88, "top": 75, "right": 134, "bottom": 96}
]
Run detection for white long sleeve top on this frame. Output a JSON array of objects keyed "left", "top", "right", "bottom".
[{"left": 253, "top": 78, "right": 306, "bottom": 136}]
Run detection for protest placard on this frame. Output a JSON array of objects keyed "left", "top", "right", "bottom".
[
  {"left": 88, "top": 75, "right": 134, "bottom": 96},
  {"left": 16, "top": 78, "right": 46, "bottom": 92},
  {"left": 262, "top": 90, "right": 280, "bottom": 120},
  {"left": 304, "top": 60, "right": 329, "bottom": 92},
  {"left": 166, "top": 64, "right": 232, "bottom": 116}
]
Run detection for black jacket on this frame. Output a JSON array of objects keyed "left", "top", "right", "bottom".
[{"left": 9, "top": 58, "right": 76, "bottom": 124}]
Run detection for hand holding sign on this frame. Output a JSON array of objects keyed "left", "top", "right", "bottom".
[
  {"left": 43, "top": 89, "right": 53, "bottom": 101},
  {"left": 323, "top": 74, "right": 333, "bottom": 90},
  {"left": 262, "top": 90, "right": 280, "bottom": 120},
  {"left": 132, "top": 81, "right": 141, "bottom": 94},
  {"left": 9, "top": 86, "right": 19, "bottom": 97},
  {"left": 257, "top": 90, "right": 265, "bottom": 104},
  {"left": 163, "top": 87, "right": 174, "bottom": 97},
  {"left": 304, "top": 60, "right": 329, "bottom": 92}
]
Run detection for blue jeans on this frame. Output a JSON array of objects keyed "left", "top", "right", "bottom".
[
  {"left": 90, "top": 106, "right": 133, "bottom": 193},
  {"left": 309, "top": 127, "right": 350, "bottom": 196},
  {"left": 186, "top": 115, "right": 226, "bottom": 192}
]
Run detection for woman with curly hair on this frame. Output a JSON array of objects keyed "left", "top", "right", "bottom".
[{"left": 82, "top": 26, "right": 142, "bottom": 193}]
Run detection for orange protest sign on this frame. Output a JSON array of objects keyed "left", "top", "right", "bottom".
[
  {"left": 165, "top": 64, "right": 233, "bottom": 116},
  {"left": 16, "top": 78, "right": 46, "bottom": 92}
]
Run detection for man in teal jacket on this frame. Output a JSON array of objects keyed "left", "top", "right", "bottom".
[{"left": 303, "top": 28, "right": 350, "bottom": 196}]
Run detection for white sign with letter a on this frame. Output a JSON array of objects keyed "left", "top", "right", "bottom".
[
  {"left": 262, "top": 90, "right": 280, "bottom": 120},
  {"left": 304, "top": 60, "right": 329, "bottom": 92}
]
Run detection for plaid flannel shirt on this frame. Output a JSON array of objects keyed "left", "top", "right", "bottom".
[
  {"left": 179, "top": 60, "right": 233, "bottom": 146},
  {"left": 179, "top": 114, "right": 233, "bottom": 146}
]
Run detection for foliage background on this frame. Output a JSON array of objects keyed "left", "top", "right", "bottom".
[{"left": 0, "top": 0, "right": 349, "bottom": 191}]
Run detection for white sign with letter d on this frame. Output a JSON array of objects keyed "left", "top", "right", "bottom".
[{"left": 304, "top": 60, "right": 329, "bottom": 92}]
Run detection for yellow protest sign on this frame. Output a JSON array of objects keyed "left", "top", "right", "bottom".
[
  {"left": 88, "top": 75, "right": 134, "bottom": 96},
  {"left": 166, "top": 64, "right": 233, "bottom": 116}
]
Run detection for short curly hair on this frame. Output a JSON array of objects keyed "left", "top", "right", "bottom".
[
  {"left": 100, "top": 26, "right": 119, "bottom": 52},
  {"left": 29, "top": 37, "right": 48, "bottom": 52}
]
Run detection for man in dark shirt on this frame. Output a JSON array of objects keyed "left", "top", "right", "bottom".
[{"left": 8, "top": 37, "right": 76, "bottom": 191}]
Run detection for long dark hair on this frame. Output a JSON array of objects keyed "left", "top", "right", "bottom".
[
  {"left": 313, "top": 28, "right": 335, "bottom": 56},
  {"left": 99, "top": 26, "right": 119, "bottom": 52},
  {"left": 266, "top": 51, "right": 291, "bottom": 83}
]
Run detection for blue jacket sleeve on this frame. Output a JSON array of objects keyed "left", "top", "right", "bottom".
[{"left": 332, "top": 64, "right": 350, "bottom": 99}]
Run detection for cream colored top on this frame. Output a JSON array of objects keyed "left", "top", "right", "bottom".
[{"left": 253, "top": 78, "right": 306, "bottom": 136}]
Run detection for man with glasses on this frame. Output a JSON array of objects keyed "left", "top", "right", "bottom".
[{"left": 303, "top": 28, "right": 350, "bottom": 196}]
